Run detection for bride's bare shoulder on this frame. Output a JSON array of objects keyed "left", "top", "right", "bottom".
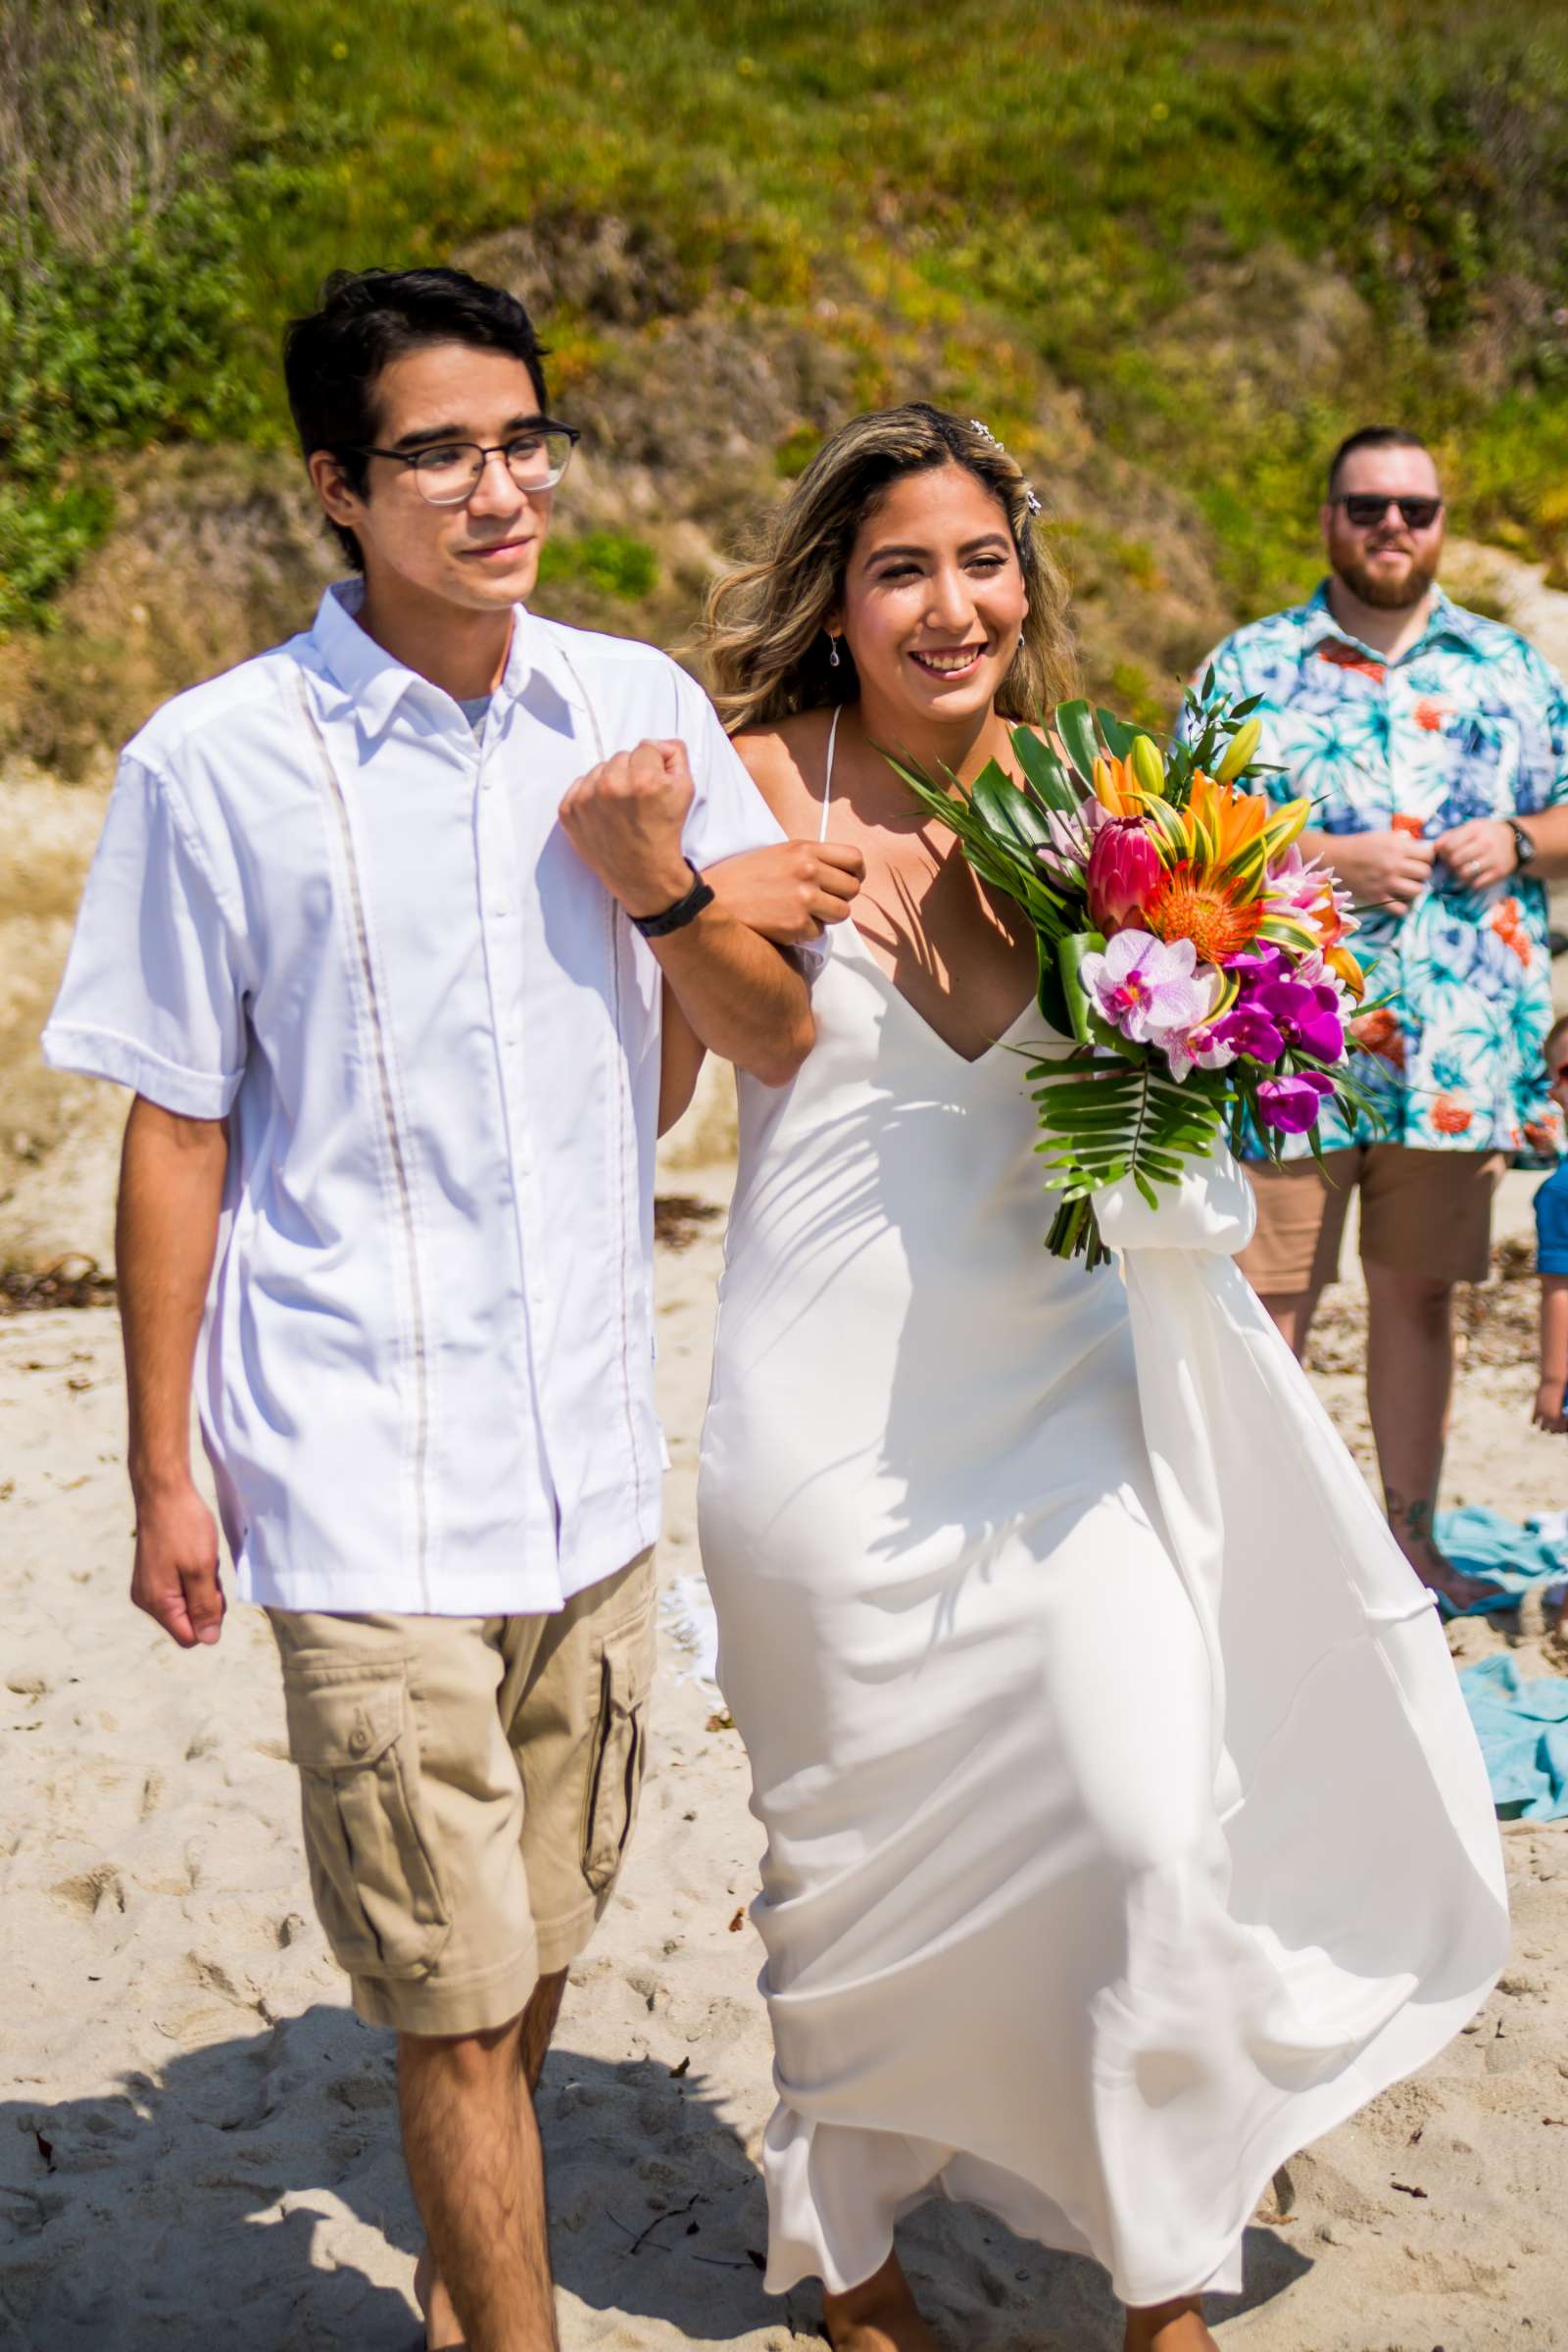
[{"left": 731, "top": 710, "right": 834, "bottom": 828}]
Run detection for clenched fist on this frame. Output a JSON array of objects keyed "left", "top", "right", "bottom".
[
  {"left": 559, "top": 739, "right": 697, "bottom": 917},
  {"left": 706, "top": 840, "right": 866, "bottom": 944}
]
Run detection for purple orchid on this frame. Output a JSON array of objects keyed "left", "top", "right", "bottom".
[
  {"left": 1255, "top": 1069, "right": 1335, "bottom": 1134},
  {"left": 1079, "top": 929, "right": 1215, "bottom": 1046},
  {"left": 1250, "top": 977, "right": 1346, "bottom": 1063},
  {"left": 1205, "top": 1002, "right": 1287, "bottom": 1065},
  {"left": 1224, "top": 942, "right": 1293, "bottom": 996}
]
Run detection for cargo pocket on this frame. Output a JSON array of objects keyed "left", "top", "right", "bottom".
[
  {"left": 281, "top": 1660, "right": 452, "bottom": 1980},
  {"left": 580, "top": 1605, "right": 656, "bottom": 1896}
]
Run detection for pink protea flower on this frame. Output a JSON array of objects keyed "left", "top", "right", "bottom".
[{"left": 1086, "top": 817, "right": 1164, "bottom": 935}]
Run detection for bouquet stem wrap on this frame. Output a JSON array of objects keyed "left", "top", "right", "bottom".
[{"left": 1090, "top": 1148, "right": 1507, "bottom": 2034}]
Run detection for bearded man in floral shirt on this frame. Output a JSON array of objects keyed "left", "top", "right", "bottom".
[{"left": 1192, "top": 425, "right": 1568, "bottom": 1610}]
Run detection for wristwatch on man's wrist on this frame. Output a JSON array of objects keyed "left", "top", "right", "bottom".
[
  {"left": 1507, "top": 819, "right": 1538, "bottom": 871},
  {"left": 628, "top": 860, "right": 715, "bottom": 938}
]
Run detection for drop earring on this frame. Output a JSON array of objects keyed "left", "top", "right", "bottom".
[{"left": 829, "top": 635, "right": 842, "bottom": 669}]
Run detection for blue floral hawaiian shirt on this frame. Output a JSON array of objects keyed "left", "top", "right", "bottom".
[{"left": 1188, "top": 581, "right": 1568, "bottom": 1158}]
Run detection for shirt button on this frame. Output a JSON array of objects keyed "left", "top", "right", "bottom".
[{"left": 349, "top": 1726, "right": 370, "bottom": 1755}]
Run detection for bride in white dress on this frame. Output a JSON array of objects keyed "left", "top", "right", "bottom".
[{"left": 659, "top": 407, "right": 1507, "bottom": 2352}]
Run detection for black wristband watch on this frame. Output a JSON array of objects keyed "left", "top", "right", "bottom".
[
  {"left": 1507, "top": 819, "right": 1537, "bottom": 871},
  {"left": 628, "top": 860, "right": 715, "bottom": 938}
]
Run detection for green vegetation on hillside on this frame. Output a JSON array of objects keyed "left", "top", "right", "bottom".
[{"left": 6, "top": 0, "right": 1568, "bottom": 635}]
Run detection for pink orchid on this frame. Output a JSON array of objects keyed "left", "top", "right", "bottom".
[
  {"left": 1164, "top": 1012, "right": 1238, "bottom": 1084},
  {"left": 1079, "top": 928, "right": 1215, "bottom": 1047}
]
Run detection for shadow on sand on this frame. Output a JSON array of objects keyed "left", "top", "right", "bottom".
[{"left": 0, "top": 1999, "right": 1309, "bottom": 2350}]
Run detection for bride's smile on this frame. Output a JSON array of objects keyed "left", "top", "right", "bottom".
[{"left": 907, "top": 643, "right": 988, "bottom": 677}]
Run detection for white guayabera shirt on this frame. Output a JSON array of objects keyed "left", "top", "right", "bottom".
[{"left": 44, "top": 581, "right": 792, "bottom": 1616}]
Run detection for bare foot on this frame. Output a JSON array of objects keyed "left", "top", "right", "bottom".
[
  {"left": 1123, "top": 2297, "right": 1218, "bottom": 2352},
  {"left": 1410, "top": 1561, "right": 1504, "bottom": 1618},
  {"left": 821, "top": 2251, "right": 942, "bottom": 2352},
  {"left": 414, "top": 2244, "right": 465, "bottom": 2350},
  {"left": 1396, "top": 1538, "right": 1504, "bottom": 1617}
]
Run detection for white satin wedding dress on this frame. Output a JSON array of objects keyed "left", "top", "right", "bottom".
[{"left": 695, "top": 715, "right": 1507, "bottom": 2307}]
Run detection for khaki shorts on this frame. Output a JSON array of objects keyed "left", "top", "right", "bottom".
[
  {"left": 1240, "top": 1145, "right": 1504, "bottom": 1296},
  {"left": 268, "top": 1549, "right": 656, "bottom": 2037}
]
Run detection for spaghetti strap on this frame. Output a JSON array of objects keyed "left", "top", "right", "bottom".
[{"left": 818, "top": 707, "right": 842, "bottom": 845}]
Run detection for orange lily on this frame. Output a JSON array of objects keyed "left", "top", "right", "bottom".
[
  {"left": 1090, "top": 753, "right": 1147, "bottom": 818},
  {"left": 1139, "top": 771, "right": 1310, "bottom": 892}
]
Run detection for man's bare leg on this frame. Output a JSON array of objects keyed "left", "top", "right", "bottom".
[
  {"left": 1364, "top": 1261, "right": 1499, "bottom": 1611},
  {"left": 403, "top": 1969, "right": 568, "bottom": 2352},
  {"left": 821, "top": 2250, "right": 942, "bottom": 2352},
  {"left": 1123, "top": 2295, "right": 1218, "bottom": 2351}
]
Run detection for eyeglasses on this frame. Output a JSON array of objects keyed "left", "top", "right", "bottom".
[
  {"left": 351, "top": 422, "right": 579, "bottom": 506},
  {"left": 1333, "top": 494, "right": 1444, "bottom": 530}
]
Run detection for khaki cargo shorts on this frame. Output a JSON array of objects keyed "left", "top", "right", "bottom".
[
  {"left": 1240, "top": 1144, "right": 1504, "bottom": 1296},
  {"left": 267, "top": 1549, "right": 656, "bottom": 2037}
]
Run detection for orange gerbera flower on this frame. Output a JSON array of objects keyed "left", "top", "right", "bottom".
[{"left": 1146, "top": 860, "right": 1263, "bottom": 963}]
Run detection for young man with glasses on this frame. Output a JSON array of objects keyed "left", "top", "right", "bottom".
[
  {"left": 1187, "top": 423, "right": 1568, "bottom": 1612},
  {"left": 43, "top": 265, "right": 815, "bottom": 2352}
]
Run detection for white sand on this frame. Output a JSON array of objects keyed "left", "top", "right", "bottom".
[{"left": 3, "top": 1121, "right": 1568, "bottom": 2350}]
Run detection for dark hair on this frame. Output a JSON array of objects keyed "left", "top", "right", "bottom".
[
  {"left": 1326, "top": 425, "right": 1434, "bottom": 498},
  {"left": 282, "top": 267, "right": 550, "bottom": 568}
]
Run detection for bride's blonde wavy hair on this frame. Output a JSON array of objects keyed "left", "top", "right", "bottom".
[{"left": 701, "top": 404, "right": 1078, "bottom": 733}]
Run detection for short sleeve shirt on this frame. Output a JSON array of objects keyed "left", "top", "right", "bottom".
[
  {"left": 1188, "top": 582, "right": 1568, "bottom": 1157},
  {"left": 1536, "top": 1160, "right": 1568, "bottom": 1275},
  {"left": 43, "top": 583, "right": 796, "bottom": 1616}
]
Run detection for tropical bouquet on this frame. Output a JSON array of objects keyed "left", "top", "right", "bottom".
[{"left": 895, "top": 683, "right": 1374, "bottom": 1265}]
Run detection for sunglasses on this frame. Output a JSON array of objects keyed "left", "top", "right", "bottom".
[{"left": 1334, "top": 494, "right": 1444, "bottom": 530}]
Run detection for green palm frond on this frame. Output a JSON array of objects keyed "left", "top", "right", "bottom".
[
  {"left": 1028, "top": 1055, "right": 1229, "bottom": 1213},
  {"left": 883, "top": 751, "right": 1071, "bottom": 941}
]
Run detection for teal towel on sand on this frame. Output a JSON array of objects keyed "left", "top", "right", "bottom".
[
  {"left": 1457, "top": 1653, "right": 1568, "bottom": 1822},
  {"left": 1434, "top": 1503, "right": 1568, "bottom": 1616},
  {"left": 1432, "top": 1508, "right": 1568, "bottom": 1816}
]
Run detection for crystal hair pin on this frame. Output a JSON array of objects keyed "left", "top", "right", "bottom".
[{"left": 969, "top": 417, "right": 1043, "bottom": 516}]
